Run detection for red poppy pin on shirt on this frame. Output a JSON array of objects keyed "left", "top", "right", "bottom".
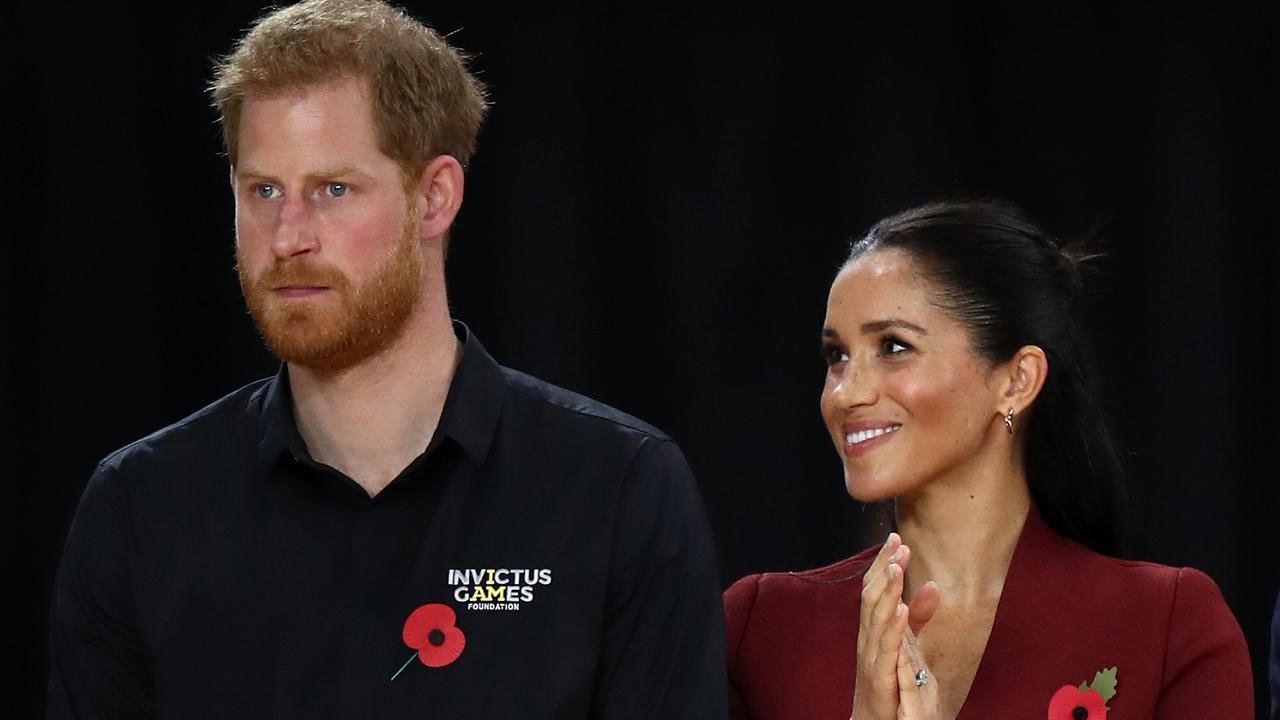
[
  {"left": 390, "top": 603, "right": 466, "bottom": 681},
  {"left": 1048, "top": 666, "right": 1117, "bottom": 720}
]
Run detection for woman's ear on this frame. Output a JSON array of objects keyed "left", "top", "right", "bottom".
[{"left": 993, "top": 345, "right": 1048, "bottom": 418}]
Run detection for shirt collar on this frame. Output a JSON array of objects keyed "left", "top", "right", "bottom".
[
  {"left": 255, "top": 321, "right": 504, "bottom": 468},
  {"left": 436, "top": 322, "right": 505, "bottom": 464}
]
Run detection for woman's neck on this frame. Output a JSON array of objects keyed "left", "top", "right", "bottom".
[{"left": 895, "top": 455, "right": 1031, "bottom": 606}]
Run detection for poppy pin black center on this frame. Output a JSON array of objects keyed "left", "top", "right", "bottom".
[
  {"left": 428, "top": 629, "right": 446, "bottom": 646},
  {"left": 1072, "top": 707, "right": 1089, "bottom": 720}
]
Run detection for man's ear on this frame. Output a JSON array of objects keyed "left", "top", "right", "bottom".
[
  {"left": 993, "top": 345, "right": 1048, "bottom": 423},
  {"left": 410, "top": 155, "right": 465, "bottom": 243}
]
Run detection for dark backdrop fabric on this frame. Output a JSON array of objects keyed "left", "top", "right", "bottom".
[{"left": 15, "top": 2, "right": 1278, "bottom": 717}]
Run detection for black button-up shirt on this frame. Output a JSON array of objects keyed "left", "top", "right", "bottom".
[{"left": 49, "top": 326, "right": 727, "bottom": 718}]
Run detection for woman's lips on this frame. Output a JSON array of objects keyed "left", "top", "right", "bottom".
[{"left": 840, "top": 423, "right": 901, "bottom": 458}]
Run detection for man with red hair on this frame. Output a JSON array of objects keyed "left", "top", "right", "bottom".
[{"left": 48, "top": 2, "right": 726, "bottom": 717}]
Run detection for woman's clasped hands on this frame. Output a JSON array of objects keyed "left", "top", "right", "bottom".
[{"left": 851, "top": 533, "right": 942, "bottom": 720}]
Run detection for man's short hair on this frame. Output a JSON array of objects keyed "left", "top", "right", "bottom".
[{"left": 210, "top": 0, "right": 488, "bottom": 180}]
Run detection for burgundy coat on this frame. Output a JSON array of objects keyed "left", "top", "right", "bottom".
[{"left": 724, "top": 508, "right": 1252, "bottom": 719}]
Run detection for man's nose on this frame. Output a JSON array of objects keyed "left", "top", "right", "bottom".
[{"left": 271, "top": 193, "right": 319, "bottom": 259}]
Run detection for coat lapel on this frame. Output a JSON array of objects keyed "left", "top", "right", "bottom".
[{"left": 955, "top": 505, "right": 1091, "bottom": 717}]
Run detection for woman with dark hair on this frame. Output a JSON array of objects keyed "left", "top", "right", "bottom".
[{"left": 723, "top": 200, "right": 1252, "bottom": 719}]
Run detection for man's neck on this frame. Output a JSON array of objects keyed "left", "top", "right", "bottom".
[{"left": 288, "top": 307, "right": 460, "bottom": 498}]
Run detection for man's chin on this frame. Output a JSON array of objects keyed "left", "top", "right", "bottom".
[
  {"left": 267, "top": 343, "right": 356, "bottom": 373},
  {"left": 258, "top": 320, "right": 352, "bottom": 370}
]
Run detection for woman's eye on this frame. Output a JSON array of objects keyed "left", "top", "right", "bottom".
[
  {"left": 881, "top": 338, "right": 911, "bottom": 355},
  {"left": 823, "top": 346, "right": 850, "bottom": 366},
  {"left": 254, "top": 184, "right": 279, "bottom": 200},
  {"left": 326, "top": 182, "right": 348, "bottom": 197}
]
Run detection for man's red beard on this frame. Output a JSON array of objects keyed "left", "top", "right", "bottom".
[{"left": 237, "top": 214, "right": 423, "bottom": 374}]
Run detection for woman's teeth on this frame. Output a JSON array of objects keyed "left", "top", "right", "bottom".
[{"left": 846, "top": 425, "right": 901, "bottom": 445}]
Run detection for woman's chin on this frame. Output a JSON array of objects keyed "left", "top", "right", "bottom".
[{"left": 843, "top": 474, "right": 898, "bottom": 503}]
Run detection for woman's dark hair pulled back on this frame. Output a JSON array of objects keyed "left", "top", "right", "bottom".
[{"left": 850, "top": 199, "right": 1126, "bottom": 555}]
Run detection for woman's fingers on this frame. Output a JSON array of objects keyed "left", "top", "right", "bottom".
[
  {"left": 877, "top": 600, "right": 909, "bottom": 662},
  {"left": 897, "top": 631, "right": 939, "bottom": 719},
  {"left": 870, "top": 562, "right": 906, "bottom": 629},
  {"left": 857, "top": 602, "right": 908, "bottom": 715},
  {"left": 861, "top": 543, "right": 908, "bottom": 626},
  {"left": 858, "top": 534, "right": 905, "bottom": 657},
  {"left": 896, "top": 634, "right": 923, "bottom": 717},
  {"left": 860, "top": 534, "right": 901, "bottom": 624},
  {"left": 870, "top": 603, "right": 908, "bottom": 697},
  {"left": 861, "top": 560, "right": 906, "bottom": 657},
  {"left": 907, "top": 580, "right": 940, "bottom": 636},
  {"left": 852, "top": 534, "right": 910, "bottom": 719}
]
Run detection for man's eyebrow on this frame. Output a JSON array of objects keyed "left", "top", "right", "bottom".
[
  {"left": 233, "top": 166, "right": 271, "bottom": 182},
  {"left": 860, "top": 318, "right": 927, "bottom": 335},
  {"left": 310, "top": 165, "right": 365, "bottom": 179},
  {"left": 233, "top": 166, "right": 369, "bottom": 181}
]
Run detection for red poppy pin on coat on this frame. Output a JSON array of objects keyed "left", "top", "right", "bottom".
[
  {"left": 1048, "top": 666, "right": 1117, "bottom": 720},
  {"left": 390, "top": 603, "right": 466, "bottom": 681}
]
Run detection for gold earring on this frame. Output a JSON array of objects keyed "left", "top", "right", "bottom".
[{"left": 1004, "top": 407, "right": 1015, "bottom": 435}]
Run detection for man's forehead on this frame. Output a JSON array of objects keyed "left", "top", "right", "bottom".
[
  {"left": 241, "top": 73, "right": 373, "bottom": 106},
  {"left": 235, "top": 76, "right": 385, "bottom": 171}
]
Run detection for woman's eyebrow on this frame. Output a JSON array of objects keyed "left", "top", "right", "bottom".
[{"left": 859, "top": 318, "right": 927, "bottom": 335}]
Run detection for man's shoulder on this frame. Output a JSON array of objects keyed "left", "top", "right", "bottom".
[
  {"left": 498, "top": 366, "right": 670, "bottom": 444},
  {"left": 98, "top": 378, "right": 272, "bottom": 471}
]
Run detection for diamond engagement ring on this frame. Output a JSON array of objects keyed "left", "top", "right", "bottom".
[{"left": 914, "top": 669, "right": 929, "bottom": 687}]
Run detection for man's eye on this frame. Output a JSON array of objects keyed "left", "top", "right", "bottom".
[
  {"left": 254, "top": 184, "right": 279, "bottom": 200},
  {"left": 326, "top": 182, "right": 348, "bottom": 197}
]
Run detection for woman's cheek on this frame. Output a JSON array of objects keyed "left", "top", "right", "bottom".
[{"left": 886, "top": 368, "right": 932, "bottom": 416}]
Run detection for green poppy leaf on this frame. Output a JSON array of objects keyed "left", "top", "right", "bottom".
[{"left": 1087, "top": 666, "right": 1118, "bottom": 702}]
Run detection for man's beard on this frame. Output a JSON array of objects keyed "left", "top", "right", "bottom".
[{"left": 237, "top": 213, "right": 423, "bottom": 374}]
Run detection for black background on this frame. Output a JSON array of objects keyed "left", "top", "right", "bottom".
[{"left": 16, "top": 2, "right": 1278, "bottom": 717}]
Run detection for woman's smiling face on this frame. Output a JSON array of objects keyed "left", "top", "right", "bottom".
[{"left": 820, "top": 248, "right": 1006, "bottom": 502}]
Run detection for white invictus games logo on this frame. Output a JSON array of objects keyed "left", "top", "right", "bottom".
[{"left": 447, "top": 567, "right": 553, "bottom": 611}]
